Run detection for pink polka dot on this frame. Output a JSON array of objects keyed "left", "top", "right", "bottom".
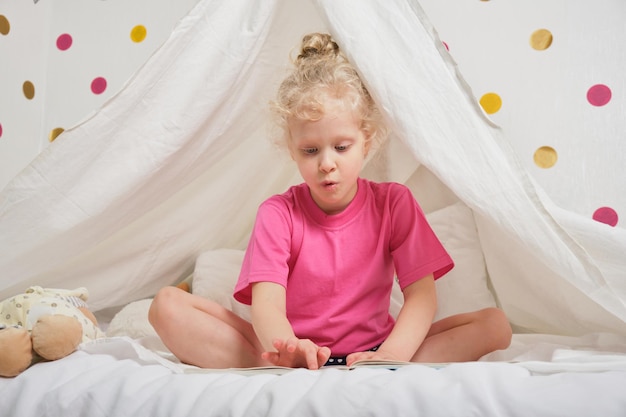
[
  {"left": 56, "top": 33, "right": 73, "bottom": 51},
  {"left": 587, "top": 84, "right": 612, "bottom": 106},
  {"left": 91, "top": 77, "right": 107, "bottom": 95},
  {"left": 0, "top": 123, "right": 3, "bottom": 138},
  {"left": 592, "top": 207, "right": 618, "bottom": 227},
  {"left": 442, "top": 41, "right": 449, "bottom": 51}
]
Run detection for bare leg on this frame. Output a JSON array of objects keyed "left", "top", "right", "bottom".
[
  {"left": 411, "top": 307, "right": 512, "bottom": 363},
  {"left": 148, "top": 286, "right": 269, "bottom": 368}
]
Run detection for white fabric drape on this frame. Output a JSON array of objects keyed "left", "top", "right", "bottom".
[{"left": 0, "top": 0, "right": 624, "bottom": 337}]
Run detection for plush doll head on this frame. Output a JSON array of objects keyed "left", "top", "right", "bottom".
[{"left": 0, "top": 286, "right": 104, "bottom": 378}]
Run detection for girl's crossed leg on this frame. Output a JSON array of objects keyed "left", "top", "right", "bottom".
[
  {"left": 149, "top": 287, "right": 511, "bottom": 368},
  {"left": 412, "top": 307, "right": 512, "bottom": 363},
  {"left": 148, "top": 286, "right": 269, "bottom": 368}
]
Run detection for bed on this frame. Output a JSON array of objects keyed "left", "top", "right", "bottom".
[
  {"left": 2, "top": 0, "right": 626, "bottom": 415},
  {"left": 2, "top": 344, "right": 626, "bottom": 417},
  {"left": 2, "top": 324, "right": 626, "bottom": 416}
]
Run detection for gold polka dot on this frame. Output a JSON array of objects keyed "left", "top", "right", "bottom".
[
  {"left": 534, "top": 146, "right": 557, "bottom": 168},
  {"left": 49, "top": 127, "right": 65, "bottom": 142},
  {"left": 479, "top": 92, "right": 502, "bottom": 114},
  {"left": 530, "top": 29, "right": 553, "bottom": 51},
  {"left": 130, "top": 25, "right": 147, "bottom": 43},
  {"left": 0, "top": 15, "right": 10, "bottom": 35},
  {"left": 23, "top": 81, "right": 35, "bottom": 100}
]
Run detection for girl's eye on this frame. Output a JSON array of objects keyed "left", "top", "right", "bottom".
[
  {"left": 302, "top": 148, "right": 318, "bottom": 155},
  {"left": 335, "top": 145, "right": 350, "bottom": 152}
]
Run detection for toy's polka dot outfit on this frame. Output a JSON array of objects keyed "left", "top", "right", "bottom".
[{"left": 0, "top": 286, "right": 104, "bottom": 343}]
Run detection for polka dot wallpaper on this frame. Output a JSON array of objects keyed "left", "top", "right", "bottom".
[
  {"left": 421, "top": 0, "right": 624, "bottom": 229},
  {"left": 0, "top": 0, "right": 199, "bottom": 188},
  {"left": 0, "top": 0, "right": 624, "bottom": 230}
]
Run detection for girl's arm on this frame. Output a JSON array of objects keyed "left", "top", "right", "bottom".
[
  {"left": 251, "top": 282, "right": 295, "bottom": 350},
  {"left": 347, "top": 274, "right": 437, "bottom": 364},
  {"left": 251, "top": 282, "right": 330, "bottom": 369}
]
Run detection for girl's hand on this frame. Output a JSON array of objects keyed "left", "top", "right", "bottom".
[
  {"left": 346, "top": 349, "right": 402, "bottom": 367},
  {"left": 261, "top": 337, "right": 331, "bottom": 370}
]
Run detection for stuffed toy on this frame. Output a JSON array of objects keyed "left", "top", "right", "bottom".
[{"left": 0, "top": 286, "right": 104, "bottom": 378}]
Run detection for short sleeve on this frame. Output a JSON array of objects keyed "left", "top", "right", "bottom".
[
  {"left": 233, "top": 198, "right": 293, "bottom": 304},
  {"left": 388, "top": 185, "right": 454, "bottom": 289}
]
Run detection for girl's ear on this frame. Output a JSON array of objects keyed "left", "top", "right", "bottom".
[
  {"left": 284, "top": 129, "right": 296, "bottom": 160},
  {"left": 363, "top": 133, "right": 372, "bottom": 157},
  {"left": 287, "top": 139, "right": 296, "bottom": 160}
]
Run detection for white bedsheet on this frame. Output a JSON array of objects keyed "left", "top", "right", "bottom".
[{"left": 2, "top": 335, "right": 626, "bottom": 417}]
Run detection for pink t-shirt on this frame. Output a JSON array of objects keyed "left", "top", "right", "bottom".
[{"left": 234, "top": 178, "right": 453, "bottom": 356}]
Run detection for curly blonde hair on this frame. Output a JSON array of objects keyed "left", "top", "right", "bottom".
[{"left": 270, "top": 33, "right": 388, "bottom": 148}]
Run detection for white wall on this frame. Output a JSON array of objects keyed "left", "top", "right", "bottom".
[{"left": 0, "top": 0, "right": 623, "bottom": 229}]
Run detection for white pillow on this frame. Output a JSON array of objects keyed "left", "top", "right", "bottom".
[
  {"left": 389, "top": 202, "right": 497, "bottom": 321},
  {"left": 193, "top": 202, "right": 496, "bottom": 323},
  {"left": 106, "top": 298, "right": 159, "bottom": 339},
  {"left": 193, "top": 249, "right": 251, "bottom": 321}
]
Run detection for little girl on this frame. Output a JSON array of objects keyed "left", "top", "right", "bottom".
[{"left": 149, "top": 33, "right": 512, "bottom": 370}]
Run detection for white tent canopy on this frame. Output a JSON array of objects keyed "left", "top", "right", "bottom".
[{"left": 1, "top": 0, "right": 625, "bottom": 340}]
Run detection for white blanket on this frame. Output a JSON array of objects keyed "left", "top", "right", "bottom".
[{"left": 2, "top": 335, "right": 626, "bottom": 417}]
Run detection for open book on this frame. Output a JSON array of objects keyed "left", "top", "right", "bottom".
[{"left": 183, "top": 359, "right": 449, "bottom": 375}]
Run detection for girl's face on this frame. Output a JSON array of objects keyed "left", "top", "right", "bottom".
[{"left": 288, "top": 99, "right": 370, "bottom": 215}]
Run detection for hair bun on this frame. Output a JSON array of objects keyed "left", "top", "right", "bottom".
[{"left": 296, "top": 33, "right": 339, "bottom": 63}]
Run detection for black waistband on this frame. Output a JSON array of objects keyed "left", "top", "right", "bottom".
[{"left": 324, "top": 344, "right": 380, "bottom": 366}]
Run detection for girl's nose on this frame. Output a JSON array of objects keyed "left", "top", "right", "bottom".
[{"left": 319, "top": 150, "right": 336, "bottom": 173}]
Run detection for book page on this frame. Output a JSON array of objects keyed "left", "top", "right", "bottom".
[{"left": 183, "top": 360, "right": 448, "bottom": 375}]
